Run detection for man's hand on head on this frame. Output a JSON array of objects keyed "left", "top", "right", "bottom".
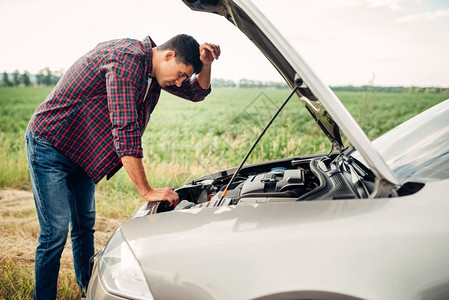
[
  {"left": 200, "top": 43, "right": 221, "bottom": 65},
  {"left": 197, "top": 43, "right": 220, "bottom": 89}
]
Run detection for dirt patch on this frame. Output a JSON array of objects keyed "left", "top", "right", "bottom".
[{"left": 0, "top": 189, "right": 122, "bottom": 269}]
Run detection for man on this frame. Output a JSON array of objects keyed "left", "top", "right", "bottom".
[{"left": 25, "top": 34, "right": 220, "bottom": 299}]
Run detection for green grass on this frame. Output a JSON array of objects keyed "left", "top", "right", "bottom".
[
  {"left": 0, "top": 86, "right": 447, "bottom": 194},
  {"left": 0, "top": 260, "right": 34, "bottom": 299},
  {"left": 0, "top": 259, "right": 80, "bottom": 299}
]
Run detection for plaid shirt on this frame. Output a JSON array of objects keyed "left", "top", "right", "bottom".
[{"left": 29, "top": 36, "right": 211, "bottom": 183}]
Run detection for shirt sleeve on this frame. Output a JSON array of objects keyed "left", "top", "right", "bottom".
[
  {"left": 105, "top": 63, "right": 143, "bottom": 159},
  {"left": 163, "top": 76, "right": 211, "bottom": 102}
]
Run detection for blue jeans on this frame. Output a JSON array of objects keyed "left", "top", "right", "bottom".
[{"left": 25, "top": 128, "right": 96, "bottom": 299}]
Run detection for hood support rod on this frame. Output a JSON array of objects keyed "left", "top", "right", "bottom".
[{"left": 217, "top": 85, "right": 300, "bottom": 205}]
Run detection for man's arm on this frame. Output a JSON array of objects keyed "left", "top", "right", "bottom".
[
  {"left": 197, "top": 43, "right": 220, "bottom": 89},
  {"left": 104, "top": 56, "right": 179, "bottom": 206},
  {"left": 121, "top": 156, "right": 179, "bottom": 206},
  {"left": 162, "top": 42, "right": 220, "bottom": 101}
]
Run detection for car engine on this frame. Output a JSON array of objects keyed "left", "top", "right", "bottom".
[{"left": 138, "top": 149, "right": 397, "bottom": 215}]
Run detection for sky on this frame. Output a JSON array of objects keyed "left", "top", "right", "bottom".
[{"left": 1, "top": 0, "right": 448, "bottom": 87}]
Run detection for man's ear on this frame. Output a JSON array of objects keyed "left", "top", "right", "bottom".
[{"left": 165, "top": 51, "right": 176, "bottom": 62}]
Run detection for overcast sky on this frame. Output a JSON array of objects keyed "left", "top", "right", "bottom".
[{"left": 1, "top": 0, "right": 448, "bottom": 86}]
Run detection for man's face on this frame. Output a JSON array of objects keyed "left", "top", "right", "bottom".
[{"left": 155, "top": 51, "right": 194, "bottom": 88}]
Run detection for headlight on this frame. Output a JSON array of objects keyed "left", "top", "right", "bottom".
[{"left": 98, "top": 229, "right": 154, "bottom": 299}]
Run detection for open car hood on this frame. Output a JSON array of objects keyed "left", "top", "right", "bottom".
[{"left": 182, "top": 0, "right": 399, "bottom": 186}]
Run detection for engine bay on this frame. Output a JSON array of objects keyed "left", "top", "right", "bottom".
[
  {"left": 130, "top": 149, "right": 424, "bottom": 218},
  {"left": 160, "top": 150, "right": 395, "bottom": 212}
]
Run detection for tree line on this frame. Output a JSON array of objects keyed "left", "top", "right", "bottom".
[
  {"left": 1, "top": 68, "right": 62, "bottom": 87},
  {"left": 213, "top": 79, "right": 449, "bottom": 94},
  {"left": 1, "top": 71, "right": 448, "bottom": 94},
  {"left": 211, "top": 78, "right": 289, "bottom": 89},
  {"left": 331, "top": 85, "right": 449, "bottom": 94}
]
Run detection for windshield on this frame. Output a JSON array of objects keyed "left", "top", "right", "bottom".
[{"left": 354, "top": 99, "right": 449, "bottom": 183}]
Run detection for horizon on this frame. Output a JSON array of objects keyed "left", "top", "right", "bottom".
[{"left": 2, "top": 70, "right": 448, "bottom": 89}]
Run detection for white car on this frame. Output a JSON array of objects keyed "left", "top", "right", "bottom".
[{"left": 87, "top": 0, "right": 449, "bottom": 299}]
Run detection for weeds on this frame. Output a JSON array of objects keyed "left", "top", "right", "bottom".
[{"left": 0, "top": 259, "right": 82, "bottom": 299}]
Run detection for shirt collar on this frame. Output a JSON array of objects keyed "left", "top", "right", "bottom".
[{"left": 142, "top": 36, "right": 157, "bottom": 78}]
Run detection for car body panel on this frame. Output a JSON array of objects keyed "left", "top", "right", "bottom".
[
  {"left": 372, "top": 99, "right": 449, "bottom": 183},
  {"left": 119, "top": 178, "right": 449, "bottom": 300},
  {"left": 182, "top": 0, "right": 399, "bottom": 186}
]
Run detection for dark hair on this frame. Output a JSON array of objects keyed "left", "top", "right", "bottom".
[{"left": 158, "top": 34, "right": 202, "bottom": 74}]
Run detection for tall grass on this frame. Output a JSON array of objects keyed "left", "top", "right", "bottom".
[
  {"left": 0, "top": 133, "right": 29, "bottom": 189},
  {"left": 1, "top": 87, "right": 447, "bottom": 193},
  {"left": 0, "top": 259, "right": 80, "bottom": 299},
  {"left": 0, "top": 87, "right": 51, "bottom": 190}
]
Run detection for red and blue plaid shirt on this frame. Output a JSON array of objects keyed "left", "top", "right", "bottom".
[{"left": 29, "top": 36, "right": 211, "bottom": 183}]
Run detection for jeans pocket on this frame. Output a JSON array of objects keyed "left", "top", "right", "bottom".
[
  {"left": 34, "top": 134, "right": 54, "bottom": 147},
  {"left": 25, "top": 130, "right": 36, "bottom": 162},
  {"left": 30, "top": 132, "right": 59, "bottom": 165}
]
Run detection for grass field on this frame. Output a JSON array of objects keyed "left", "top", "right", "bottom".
[
  {"left": 0, "top": 87, "right": 446, "bottom": 193},
  {"left": 0, "top": 86, "right": 447, "bottom": 298}
]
